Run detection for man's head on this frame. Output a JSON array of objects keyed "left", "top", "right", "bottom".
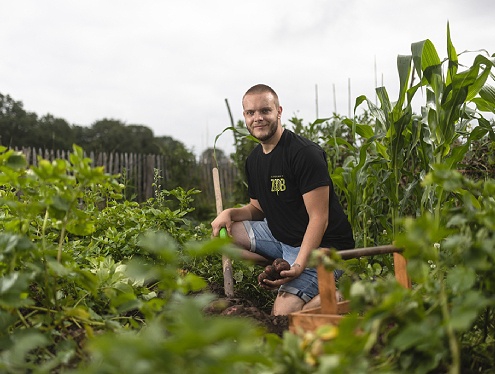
[
  {"left": 242, "top": 84, "right": 283, "bottom": 143},
  {"left": 243, "top": 84, "right": 280, "bottom": 108}
]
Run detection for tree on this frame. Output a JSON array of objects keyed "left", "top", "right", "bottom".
[
  {"left": 154, "top": 136, "right": 199, "bottom": 190},
  {"left": 0, "top": 93, "right": 38, "bottom": 148},
  {"left": 77, "top": 120, "right": 162, "bottom": 154},
  {"left": 81, "top": 119, "right": 129, "bottom": 153},
  {"left": 199, "top": 147, "right": 229, "bottom": 166},
  {"left": 123, "top": 125, "right": 159, "bottom": 154},
  {"left": 35, "top": 114, "right": 75, "bottom": 150}
]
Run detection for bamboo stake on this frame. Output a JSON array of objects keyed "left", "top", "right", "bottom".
[{"left": 212, "top": 167, "right": 235, "bottom": 297}]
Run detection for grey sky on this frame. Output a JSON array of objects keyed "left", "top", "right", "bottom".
[{"left": 1, "top": 1, "right": 493, "bottom": 156}]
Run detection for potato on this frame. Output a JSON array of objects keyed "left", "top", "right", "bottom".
[
  {"left": 257, "top": 258, "right": 292, "bottom": 288},
  {"left": 273, "top": 258, "right": 290, "bottom": 273},
  {"left": 264, "top": 265, "right": 280, "bottom": 280},
  {"left": 257, "top": 271, "right": 269, "bottom": 285}
]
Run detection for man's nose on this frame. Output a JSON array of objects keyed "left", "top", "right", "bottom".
[{"left": 255, "top": 112, "right": 263, "bottom": 121}]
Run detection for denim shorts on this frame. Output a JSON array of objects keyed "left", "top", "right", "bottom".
[{"left": 243, "top": 219, "right": 341, "bottom": 303}]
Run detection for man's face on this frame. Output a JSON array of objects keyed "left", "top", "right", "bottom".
[{"left": 242, "top": 92, "right": 282, "bottom": 142}]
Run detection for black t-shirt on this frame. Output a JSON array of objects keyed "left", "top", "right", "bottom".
[{"left": 246, "top": 129, "right": 354, "bottom": 250}]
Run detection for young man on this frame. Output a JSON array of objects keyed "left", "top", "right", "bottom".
[{"left": 211, "top": 84, "right": 354, "bottom": 315}]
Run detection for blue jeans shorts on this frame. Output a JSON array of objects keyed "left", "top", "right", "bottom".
[{"left": 243, "top": 219, "right": 342, "bottom": 303}]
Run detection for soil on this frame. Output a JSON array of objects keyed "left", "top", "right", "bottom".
[{"left": 203, "top": 283, "right": 289, "bottom": 337}]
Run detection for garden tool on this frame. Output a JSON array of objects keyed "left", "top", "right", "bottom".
[{"left": 212, "top": 167, "right": 235, "bottom": 297}]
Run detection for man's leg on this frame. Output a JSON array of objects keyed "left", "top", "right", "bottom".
[
  {"left": 230, "top": 221, "right": 271, "bottom": 266},
  {"left": 272, "top": 291, "right": 305, "bottom": 315},
  {"left": 301, "top": 291, "right": 344, "bottom": 311},
  {"left": 302, "top": 294, "right": 320, "bottom": 310}
]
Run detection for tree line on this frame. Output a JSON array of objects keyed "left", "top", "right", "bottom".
[
  {"left": 2, "top": 93, "right": 234, "bottom": 176},
  {"left": 0, "top": 92, "right": 210, "bottom": 153},
  {"left": 0, "top": 92, "right": 239, "bottom": 220}
]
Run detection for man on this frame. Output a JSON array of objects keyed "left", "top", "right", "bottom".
[{"left": 211, "top": 84, "right": 354, "bottom": 315}]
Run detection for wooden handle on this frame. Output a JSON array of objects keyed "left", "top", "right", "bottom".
[
  {"left": 317, "top": 263, "right": 338, "bottom": 314},
  {"left": 393, "top": 252, "right": 411, "bottom": 289},
  {"left": 212, "top": 167, "right": 223, "bottom": 215},
  {"left": 212, "top": 167, "right": 235, "bottom": 298}
]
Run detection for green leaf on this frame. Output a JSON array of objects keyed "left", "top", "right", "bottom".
[
  {"left": 47, "top": 260, "right": 70, "bottom": 277},
  {"left": 66, "top": 218, "right": 96, "bottom": 236},
  {"left": 446, "top": 267, "right": 475, "bottom": 293},
  {"left": 0, "top": 329, "right": 49, "bottom": 368},
  {"left": 472, "top": 97, "right": 495, "bottom": 112},
  {"left": 177, "top": 273, "right": 207, "bottom": 293},
  {"left": 391, "top": 317, "right": 443, "bottom": 352},
  {"left": 446, "top": 21, "right": 458, "bottom": 85},
  {"left": 450, "top": 291, "right": 489, "bottom": 331},
  {"left": 411, "top": 39, "right": 441, "bottom": 82},
  {"left": 354, "top": 124, "right": 374, "bottom": 140},
  {"left": 396, "top": 54, "right": 412, "bottom": 109},
  {"left": 465, "top": 62, "right": 490, "bottom": 101},
  {"left": 0, "top": 310, "right": 18, "bottom": 332},
  {"left": 138, "top": 231, "right": 178, "bottom": 263},
  {"left": 6, "top": 153, "right": 27, "bottom": 170},
  {"left": 51, "top": 195, "right": 71, "bottom": 213},
  {"left": 354, "top": 95, "right": 367, "bottom": 112},
  {"left": 376, "top": 86, "right": 392, "bottom": 119},
  {"left": 0, "top": 272, "right": 33, "bottom": 308},
  {"left": 311, "top": 117, "right": 332, "bottom": 126},
  {"left": 0, "top": 234, "right": 34, "bottom": 254},
  {"left": 64, "top": 306, "right": 91, "bottom": 320},
  {"left": 479, "top": 84, "right": 495, "bottom": 104}
]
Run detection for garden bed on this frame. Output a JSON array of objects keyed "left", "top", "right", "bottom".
[{"left": 204, "top": 282, "right": 289, "bottom": 336}]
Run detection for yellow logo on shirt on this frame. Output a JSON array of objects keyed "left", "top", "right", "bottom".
[{"left": 271, "top": 177, "right": 286, "bottom": 194}]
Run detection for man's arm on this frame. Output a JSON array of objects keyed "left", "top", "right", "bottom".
[
  {"left": 265, "top": 185, "right": 329, "bottom": 284},
  {"left": 293, "top": 185, "right": 329, "bottom": 269},
  {"left": 211, "top": 198, "right": 264, "bottom": 237}
]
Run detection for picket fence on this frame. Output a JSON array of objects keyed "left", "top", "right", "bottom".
[{"left": 15, "top": 147, "right": 238, "bottom": 203}]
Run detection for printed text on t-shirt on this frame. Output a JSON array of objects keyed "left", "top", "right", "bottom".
[{"left": 271, "top": 177, "right": 286, "bottom": 195}]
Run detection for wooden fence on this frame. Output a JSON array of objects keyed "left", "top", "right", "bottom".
[{"left": 14, "top": 147, "right": 238, "bottom": 203}]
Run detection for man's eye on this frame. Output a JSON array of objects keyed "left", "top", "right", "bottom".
[{"left": 262, "top": 109, "right": 271, "bottom": 114}]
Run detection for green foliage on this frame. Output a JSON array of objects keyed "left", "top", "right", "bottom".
[
  {"left": 266, "top": 24, "right": 495, "bottom": 373},
  {"left": 277, "top": 173, "right": 495, "bottom": 372},
  {"left": 215, "top": 24, "right": 495, "bottom": 373},
  {"left": 330, "top": 23, "right": 495, "bottom": 248},
  {"left": 79, "top": 119, "right": 160, "bottom": 154},
  {"left": 0, "top": 93, "right": 39, "bottom": 149},
  {"left": 0, "top": 144, "right": 272, "bottom": 373},
  {"left": 190, "top": 253, "right": 276, "bottom": 312},
  {"left": 1, "top": 24, "right": 495, "bottom": 374}
]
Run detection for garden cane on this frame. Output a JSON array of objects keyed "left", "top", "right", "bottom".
[{"left": 212, "top": 167, "right": 235, "bottom": 297}]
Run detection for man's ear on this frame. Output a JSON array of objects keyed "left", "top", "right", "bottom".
[{"left": 278, "top": 106, "right": 283, "bottom": 118}]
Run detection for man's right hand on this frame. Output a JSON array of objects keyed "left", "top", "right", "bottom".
[{"left": 211, "top": 209, "right": 233, "bottom": 237}]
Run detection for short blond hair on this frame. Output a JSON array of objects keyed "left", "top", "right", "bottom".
[{"left": 243, "top": 84, "right": 280, "bottom": 108}]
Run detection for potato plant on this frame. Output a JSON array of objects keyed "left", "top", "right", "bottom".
[{"left": 0, "top": 145, "right": 269, "bottom": 373}]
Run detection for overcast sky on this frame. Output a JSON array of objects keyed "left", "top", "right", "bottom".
[{"left": 1, "top": 1, "right": 494, "bottom": 156}]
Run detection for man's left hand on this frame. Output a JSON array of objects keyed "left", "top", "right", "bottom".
[{"left": 260, "top": 263, "right": 303, "bottom": 289}]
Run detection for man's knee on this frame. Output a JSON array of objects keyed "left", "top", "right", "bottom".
[
  {"left": 230, "top": 221, "right": 250, "bottom": 250},
  {"left": 272, "top": 291, "right": 305, "bottom": 316},
  {"left": 303, "top": 294, "right": 320, "bottom": 310}
]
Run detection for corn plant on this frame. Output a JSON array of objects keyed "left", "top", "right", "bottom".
[{"left": 332, "top": 23, "right": 494, "bottom": 246}]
